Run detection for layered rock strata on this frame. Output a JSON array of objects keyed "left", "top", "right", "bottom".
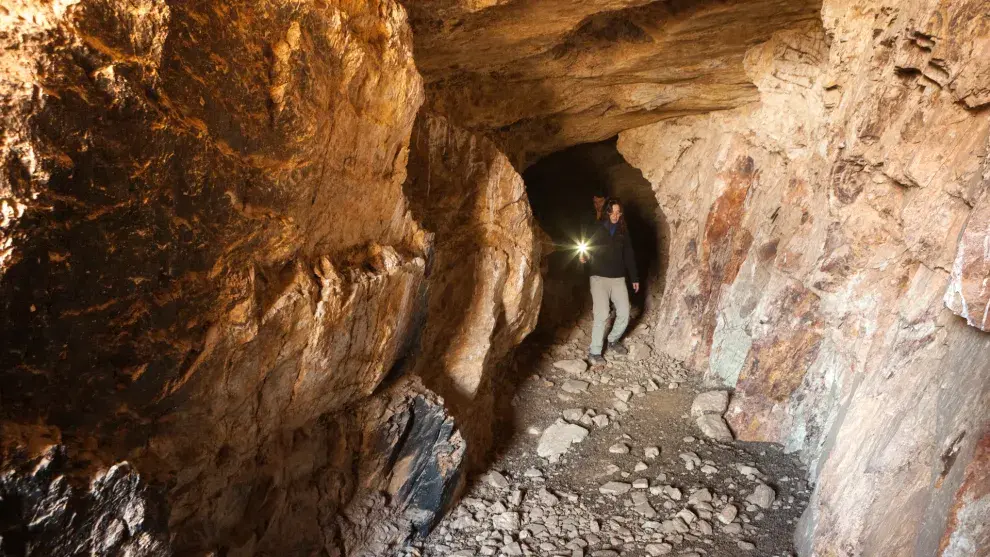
[
  {"left": 402, "top": 112, "right": 543, "bottom": 465},
  {"left": 0, "top": 0, "right": 528, "bottom": 554},
  {"left": 405, "top": 0, "right": 823, "bottom": 166},
  {"left": 617, "top": 2, "right": 990, "bottom": 554}
]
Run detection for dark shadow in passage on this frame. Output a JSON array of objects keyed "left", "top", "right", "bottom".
[{"left": 522, "top": 136, "right": 666, "bottom": 344}]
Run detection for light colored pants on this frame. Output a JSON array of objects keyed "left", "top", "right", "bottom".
[{"left": 589, "top": 276, "right": 630, "bottom": 355}]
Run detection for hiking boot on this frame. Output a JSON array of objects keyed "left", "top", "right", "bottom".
[
  {"left": 607, "top": 342, "right": 628, "bottom": 356},
  {"left": 588, "top": 354, "right": 606, "bottom": 365}
]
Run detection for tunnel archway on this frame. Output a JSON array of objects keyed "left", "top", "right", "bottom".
[{"left": 523, "top": 136, "right": 668, "bottom": 343}]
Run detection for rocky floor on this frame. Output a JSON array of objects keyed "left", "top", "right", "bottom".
[{"left": 400, "top": 320, "right": 812, "bottom": 557}]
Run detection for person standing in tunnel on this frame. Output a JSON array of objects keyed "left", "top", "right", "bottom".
[{"left": 579, "top": 198, "right": 639, "bottom": 365}]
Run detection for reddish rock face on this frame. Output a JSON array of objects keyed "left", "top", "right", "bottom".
[
  {"left": 945, "top": 192, "right": 990, "bottom": 332},
  {"left": 618, "top": 1, "right": 990, "bottom": 553},
  {"left": 939, "top": 430, "right": 990, "bottom": 556}
]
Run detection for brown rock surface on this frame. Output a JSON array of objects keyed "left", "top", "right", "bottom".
[
  {"left": 404, "top": 0, "right": 823, "bottom": 166},
  {"left": 617, "top": 2, "right": 990, "bottom": 554},
  {"left": 0, "top": 0, "right": 475, "bottom": 554},
  {"left": 403, "top": 112, "right": 543, "bottom": 464}
]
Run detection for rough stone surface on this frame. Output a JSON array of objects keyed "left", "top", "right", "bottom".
[
  {"left": 695, "top": 415, "right": 734, "bottom": 442},
  {"left": 537, "top": 420, "right": 590, "bottom": 459},
  {"left": 403, "top": 111, "right": 543, "bottom": 463},
  {"left": 404, "top": 0, "right": 823, "bottom": 166},
  {"left": 617, "top": 2, "right": 990, "bottom": 553},
  {"left": 0, "top": 2, "right": 530, "bottom": 554},
  {"left": 690, "top": 391, "right": 730, "bottom": 417},
  {"left": 0, "top": 446, "right": 170, "bottom": 556},
  {"left": 554, "top": 359, "right": 589, "bottom": 374}
]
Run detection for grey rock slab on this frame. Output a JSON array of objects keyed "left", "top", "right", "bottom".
[
  {"left": 493, "top": 512, "right": 520, "bottom": 532},
  {"left": 608, "top": 443, "right": 630, "bottom": 454},
  {"left": 645, "top": 543, "right": 672, "bottom": 556},
  {"left": 687, "top": 488, "right": 712, "bottom": 505},
  {"left": 695, "top": 414, "right": 734, "bottom": 442},
  {"left": 562, "top": 408, "right": 585, "bottom": 421},
  {"left": 486, "top": 471, "right": 510, "bottom": 489},
  {"left": 537, "top": 420, "right": 589, "bottom": 459},
  {"left": 690, "top": 391, "right": 730, "bottom": 416},
  {"left": 598, "top": 482, "right": 632, "bottom": 495},
  {"left": 562, "top": 379, "right": 590, "bottom": 394},
  {"left": 554, "top": 359, "right": 589, "bottom": 374}
]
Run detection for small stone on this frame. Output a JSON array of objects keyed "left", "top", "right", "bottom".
[
  {"left": 645, "top": 543, "right": 672, "bottom": 556},
  {"left": 627, "top": 342, "right": 652, "bottom": 361},
  {"left": 592, "top": 414, "right": 610, "bottom": 428},
  {"left": 486, "top": 471, "right": 510, "bottom": 489},
  {"left": 676, "top": 509, "right": 697, "bottom": 524},
  {"left": 524, "top": 467, "right": 543, "bottom": 478},
  {"left": 737, "top": 541, "right": 756, "bottom": 551},
  {"left": 634, "top": 461, "right": 648, "bottom": 472},
  {"left": 493, "top": 512, "right": 520, "bottom": 532},
  {"left": 696, "top": 519, "right": 713, "bottom": 536},
  {"left": 608, "top": 443, "right": 630, "bottom": 454},
  {"left": 613, "top": 400, "right": 630, "bottom": 413},
  {"left": 736, "top": 464, "right": 760, "bottom": 476},
  {"left": 539, "top": 488, "right": 560, "bottom": 506},
  {"left": 700, "top": 464, "right": 718, "bottom": 475},
  {"left": 562, "top": 408, "right": 585, "bottom": 421},
  {"left": 695, "top": 414, "right": 733, "bottom": 442},
  {"left": 599, "top": 482, "right": 632, "bottom": 495},
  {"left": 690, "top": 391, "right": 730, "bottom": 416},
  {"left": 644, "top": 446, "right": 660, "bottom": 459},
  {"left": 537, "top": 420, "right": 589, "bottom": 459},
  {"left": 688, "top": 489, "right": 712, "bottom": 505},
  {"left": 614, "top": 389, "right": 633, "bottom": 402},
  {"left": 723, "top": 522, "right": 743, "bottom": 535},
  {"left": 746, "top": 483, "right": 776, "bottom": 509},
  {"left": 562, "top": 379, "right": 590, "bottom": 393},
  {"left": 718, "top": 504, "right": 738, "bottom": 524},
  {"left": 604, "top": 464, "right": 621, "bottom": 475},
  {"left": 554, "top": 359, "right": 589, "bottom": 374},
  {"left": 660, "top": 518, "right": 689, "bottom": 534},
  {"left": 503, "top": 541, "right": 523, "bottom": 555},
  {"left": 663, "top": 486, "right": 682, "bottom": 500},
  {"left": 632, "top": 478, "right": 649, "bottom": 489}
]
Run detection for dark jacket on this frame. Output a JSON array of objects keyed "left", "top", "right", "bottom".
[{"left": 587, "top": 221, "right": 638, "bottom": 282}]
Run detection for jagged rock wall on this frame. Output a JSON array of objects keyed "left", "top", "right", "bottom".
[
  {"left": 404, "top": 0, "right": 824, "bottom": 167},
  {"left": 617, "top": 2, "right": 990, "bottom": 555},
  {"left": 402, "top": 112, "right": 543, "bottom": 465},
  {"left": 0, "top": 0, "right": 537, "bottom": 554}
]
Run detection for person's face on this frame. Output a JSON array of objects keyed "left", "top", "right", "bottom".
[
  {"left": 608, "top": 204, "right": 622, "bottom": 224},
  {"left": 593, "top": 196, "right": 605, "bottom": 211}
]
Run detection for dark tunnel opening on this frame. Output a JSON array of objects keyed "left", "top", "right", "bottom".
[{"left": 523, "top": 136, "right": 668, "bottom": 344}]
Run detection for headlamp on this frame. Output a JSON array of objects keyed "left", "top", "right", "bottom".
[{"left": 576, "top": 240, "right": 589, "bottom": 256}]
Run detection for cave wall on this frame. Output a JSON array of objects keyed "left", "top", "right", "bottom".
[
  {"left": 616, "top": 2, "right": 990, "bottom": 555},
  {"left": 404, "top": 0, "right": 824, "bottom": 167},
  {"left": 402, "top": 112, "right": 543, "bottom": 466},
  {"left": 0, "top": 0, "right": 538, "bottom": 554}
]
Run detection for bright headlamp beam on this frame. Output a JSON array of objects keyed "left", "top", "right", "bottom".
[{"left": 576, "top": 241, "right": 589, "bottom": 255}]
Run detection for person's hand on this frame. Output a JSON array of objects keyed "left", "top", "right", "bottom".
[
  {"left": 579, "top": 254, "right": 587, "bottom": 264},
  {"left": 633, "top": 282, "right": 640, "bottom": 293}
]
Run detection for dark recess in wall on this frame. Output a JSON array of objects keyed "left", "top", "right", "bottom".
[{"left": 523, "top": 137, "right": 667, "bottom": 338}]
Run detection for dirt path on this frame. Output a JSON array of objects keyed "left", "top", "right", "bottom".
[{"left": 401, "top": 320, "right": 811, "bottom": 557}]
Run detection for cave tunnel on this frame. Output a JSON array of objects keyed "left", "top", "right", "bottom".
[{"left": 523, "top": 137, "right": 668, "bottom": 340}]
